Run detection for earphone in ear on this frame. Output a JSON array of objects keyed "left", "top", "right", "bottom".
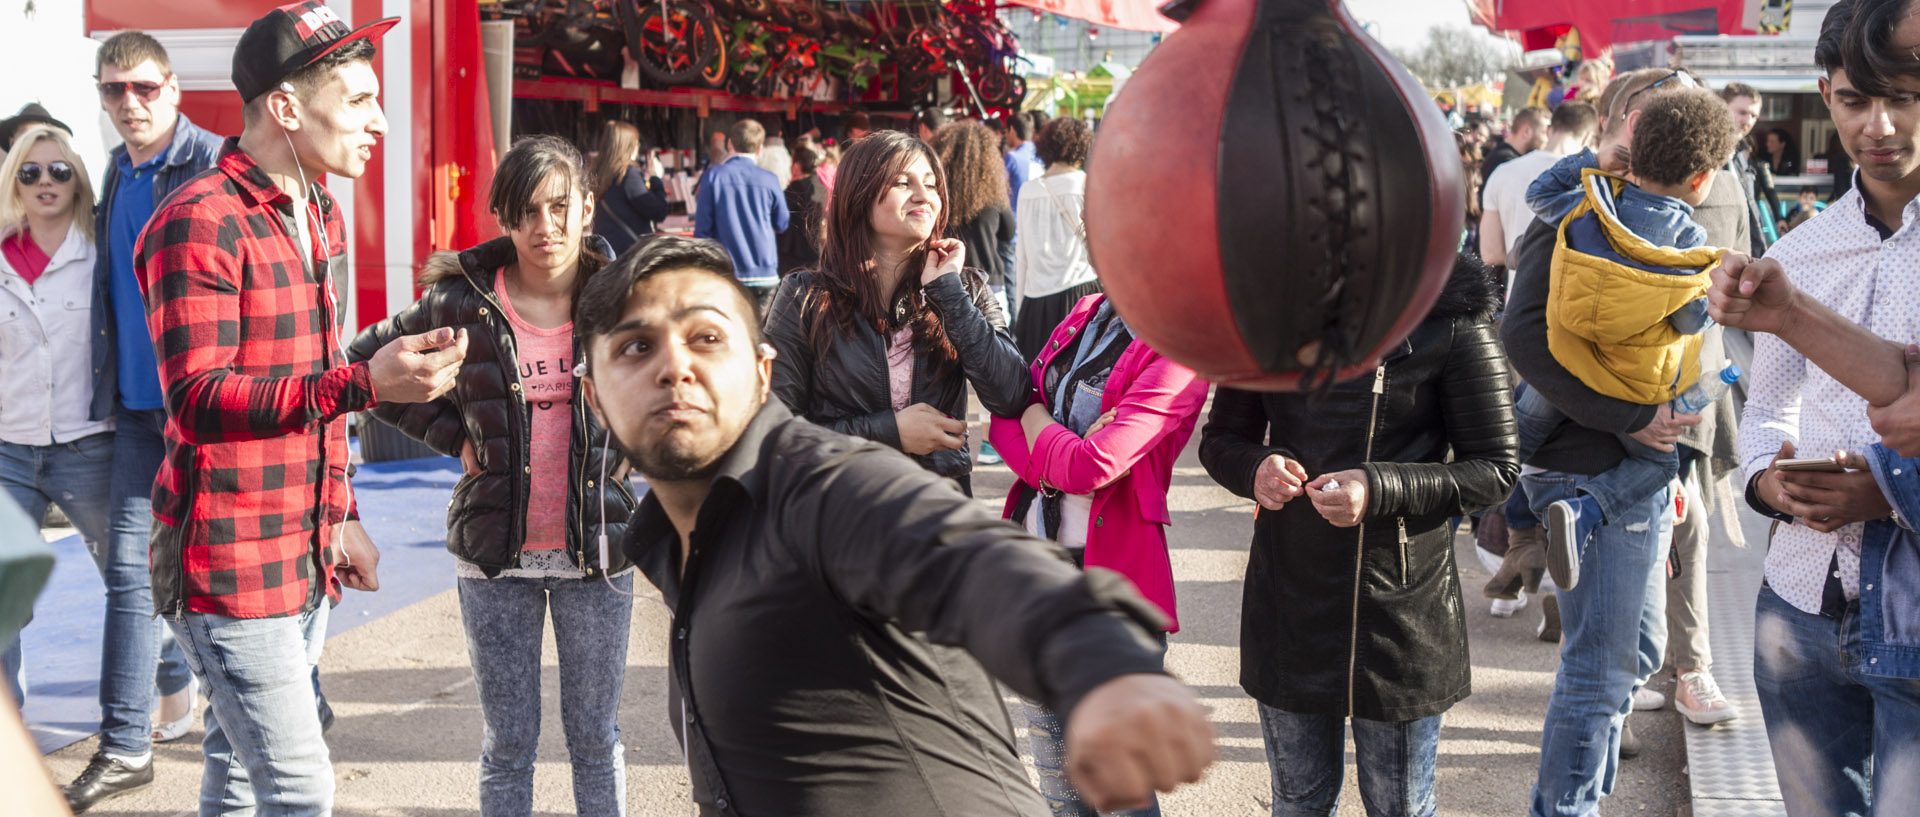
[
  {"left": 279, "top": 81, "right": 296, "bottom": 94},
  {"left": 759, "top": 343, "right": 778, "bottom": 360},
  {"left": 572, "top": 361, "right": 589, "bottom": 378}
]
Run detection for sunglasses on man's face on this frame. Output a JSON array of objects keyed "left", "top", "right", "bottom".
[
  {"left": 97, "top": 80, "right": 166, "bottom": 102},
  {"left": 18, "top": 162, "right": 75, "bottom": 186}
]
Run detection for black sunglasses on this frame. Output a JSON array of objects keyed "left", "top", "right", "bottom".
[
  {"left": 1618, "top": 71, "right": 1699, "bottom": 120},
  {"left": 97, "top": 80, "right": 166, "bottom": 102},
  {"left": 18, "top": 162, "right": 75, "bottom": 186}
]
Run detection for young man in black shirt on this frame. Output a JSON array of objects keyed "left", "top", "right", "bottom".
[{"left": 575, "top": 235, "right": 1214, "bottom": 816}]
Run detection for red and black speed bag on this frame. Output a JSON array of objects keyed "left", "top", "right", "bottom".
[{"left": 1086, "top": 0, "right": 1464, "bottom": 391}]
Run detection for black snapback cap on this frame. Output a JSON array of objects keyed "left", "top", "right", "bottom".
[{"left": 231, "top": 1, "right": 398, "bottom": 102}]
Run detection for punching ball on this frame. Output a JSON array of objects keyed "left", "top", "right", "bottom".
[{"left": 1086, "top": 0, "right": 1463, "bottom": 391}]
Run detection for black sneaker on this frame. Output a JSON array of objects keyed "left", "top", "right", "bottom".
[
  {"left": 64, "top": 751, "right": 154, "bottom": 813},
  {"left": 1619, "top": 717, "right": 1643, "bottom": 759}
]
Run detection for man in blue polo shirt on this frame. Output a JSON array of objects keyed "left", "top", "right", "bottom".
[
  {"left": 61, "top": 31, "right": 224, "bottom": 813},
  {"left": 694, "top": 118, "right": 789, "bottom": 311}
]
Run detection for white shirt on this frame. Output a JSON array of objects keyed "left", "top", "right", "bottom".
[
  {"left": 1739, "top": 187, "right": 1920, "bottom": 616},
  {"left": 0, "top": 223, "right": 112, "bottom": 445},
  {"left": 1015, "top": 170, "right": 1096, "bottom": 302},
  {"left": 1483, "top": 148, "right": 1566, "bottom": 261}
]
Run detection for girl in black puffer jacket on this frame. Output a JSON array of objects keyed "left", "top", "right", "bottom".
[
  {"left": 1199, "top": 254, "right": 1518, "bottom": 817},
  {"left": 347, "top": 137, "right": 637, "bottom": 817},
  {"left": 764, "top": 131, "right": 1029, "bottom": 493}
]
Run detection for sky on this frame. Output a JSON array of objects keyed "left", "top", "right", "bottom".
[{"left": 1342, "top": 0, "right": 1502, "bottom": 53}]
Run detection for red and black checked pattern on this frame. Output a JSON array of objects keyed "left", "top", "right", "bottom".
[{"left": 137, "top": 139, "right": 374, "bottom": 619}]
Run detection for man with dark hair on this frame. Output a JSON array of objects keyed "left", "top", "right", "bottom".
[
  {"left": 1003, "top": 111, "right": 1041, "bottom": 215},
  {"left": 695, "top": 118, "right": 789, "bottom": 310},
  {"left": 135, "top": 5, "right": 465, "bottom": 814},
  {"left": 57, "top": 28, "right": 229, "bottom": 814},
  {"left": 1480, "top": 105, "right": 1549, "bottom": 198},
  {"left": 1704, "top": 1, "right": 1920, "bottom": 812},
  {"left": 843, "top": 109, "right": 873, "bottom": 142},
  {"left": 1721, "top": 81, "right": 1785, "bottom": 254},
  {"left": 779, "top": 144, "right": 828, "bottom": 274},
  {"left": 1480, "top": 101, "right": 1598, "bottom": 269},
  {"left": 1499, "top": 66, "right": 1722, "bottom": 817},
  {"left": 574, "top": 235, "right": 1214, "bottom": 816}
]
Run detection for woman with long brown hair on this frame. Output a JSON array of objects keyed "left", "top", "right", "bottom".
[
  {"left": 588, "top": 120, "right": 668, "bottom": 256},
  {"left": 933, "top": 120, "right": 1017, "bottom": 318},
  {"left": 764, "top": 131, "right": 1028, "bottom": 493}
]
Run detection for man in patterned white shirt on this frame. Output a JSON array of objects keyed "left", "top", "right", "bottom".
[{"left": 1719, "top": 1, "right": 1920, "bottom": 813}]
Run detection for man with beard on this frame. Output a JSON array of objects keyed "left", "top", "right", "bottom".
[{"left": 575, "top": 235, "right": 1214, "bottom": 816}]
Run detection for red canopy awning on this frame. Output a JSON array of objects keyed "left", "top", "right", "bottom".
[
  {"left": 1469, "top": 0, "right": 1755, "bottom": 56},
  {"left": 1001, "top": 0, "right": 1180, "bottom": 33}
]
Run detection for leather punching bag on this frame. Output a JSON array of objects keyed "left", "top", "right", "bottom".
[{"left": 1086, "top": 0, "right": 1464, "bottom": 391}]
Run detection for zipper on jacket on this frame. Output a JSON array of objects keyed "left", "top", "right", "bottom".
[
  {"left": 1397, "top": 517, "right": 1410, "bottom": 586},
  {"left": 1348, "top": 363, "right": 1386, "bottom": 719},
  {"left": 462, "top": 267, "right": 533, "bottom": 563}
]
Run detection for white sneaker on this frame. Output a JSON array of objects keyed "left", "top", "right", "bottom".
[
  {"left": 1675, "top": 669, "right": 1741, "bottom": 725},
  {"left": 1632, "top": 685, "right": 1666, "bottom": 711},
  {"left": 1490, "top": 590, "right": 1528, "bottom": 618}
]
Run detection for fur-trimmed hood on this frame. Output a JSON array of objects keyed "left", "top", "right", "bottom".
[
  {"left": 1427, "top": 253, "right": 1503, "bottom": 323},
  {"left": 416, "top": 236, "right": 517, "bottom": 289}
]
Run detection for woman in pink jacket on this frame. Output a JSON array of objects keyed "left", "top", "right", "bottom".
[{"left": 988, "top": 293, "right": 1209, "bottom": 817}]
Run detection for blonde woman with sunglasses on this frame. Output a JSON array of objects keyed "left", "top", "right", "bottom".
[{"left": 0, "top": 127, "right": 111, "bottom": 718}]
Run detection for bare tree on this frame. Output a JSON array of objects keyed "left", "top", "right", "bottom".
[{"left": 1391, "top": 26, "right": 1516, "bottom": 89}]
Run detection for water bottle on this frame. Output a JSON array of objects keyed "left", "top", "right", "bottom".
[{"left": 1673, "top": 362, "right": 1742, "bottom": 415}]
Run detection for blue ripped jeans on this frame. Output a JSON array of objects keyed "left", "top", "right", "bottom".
[
  {"left": 1524, "top": 471, "right": 1671, "bottom": 817},
  {"left": 458, "top": 571, "right": 633, "bottom": 817}
]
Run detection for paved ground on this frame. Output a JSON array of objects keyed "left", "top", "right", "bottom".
[{"left": 36, "top": 427, "right": 1706, "bottom": 816}]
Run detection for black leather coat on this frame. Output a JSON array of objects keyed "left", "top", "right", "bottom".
[
  {"left": 1199, "top": 258, "right": 1518, "bottom": 721},
  {"left": 764, "top": 267, "right": 1030, "bottom": 481},
  {"left": 347, "top": 237, "right": 636, "bottom": 578}
]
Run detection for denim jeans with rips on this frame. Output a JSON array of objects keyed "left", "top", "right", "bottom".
[{"left": 1523, "top": 471, "right": 1671, "bottom": 817}]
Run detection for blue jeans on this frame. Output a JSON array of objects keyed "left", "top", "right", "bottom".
[
  {"left": 99, "top": 408, "right": 195, "bottom": 753},
  {"left": 1524, "top": 471, "right": 1671, "bottom": 817},
  {"left": 459, "top": 572, "right": 633, "bottom": 817},
  {"left": 1257, "top": 704, "right": 1442, "bottom": 817},
  {"left": 1022, "top": 632, "right": 1165, "bottom": 817},
  {"left": 1513, "top": 386, "right": 1677, "bottom": 524},
  {"left": 169, "top": 603, "right": 332, "bottom": 817},
  {"left": 1755, "top": 585, "right": 1920, "bottom": 817},
  {"left": 0, "top": 434, "right": 114, "bottom": 709},
  {"left": 1021, "top": 698, "right": 1162, "bottom": 817}
]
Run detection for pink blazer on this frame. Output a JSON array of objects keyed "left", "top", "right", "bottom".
[{"left": 989, "top": 295, "right": 1209, "bottom": 631}]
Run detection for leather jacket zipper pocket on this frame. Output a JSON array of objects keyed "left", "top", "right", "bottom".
[
  {"left": 1347, "top": 363, "right": 1387, "bottom": 718},
  {"left": 1397, "top": 517, "right": 1409, "bottom": 586}
]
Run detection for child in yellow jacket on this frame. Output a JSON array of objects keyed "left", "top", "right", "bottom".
[{"left": 1512, "top": 86, "right": 1742, "bottom": 588}]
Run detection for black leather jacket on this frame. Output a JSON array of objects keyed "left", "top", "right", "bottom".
[
  {"left": 1199, "top": 258, "right": 1517, "bottom": 721},
  {"left": 347, "top": 238, "right": 636, "bottom": 578},
  {"left": 764, "top": 267, "right": 1030, "bottom": 481}
]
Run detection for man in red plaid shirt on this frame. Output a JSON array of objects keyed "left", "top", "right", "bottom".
[{"left": 131, "top": 4, "right": 466, "bottom": 814}]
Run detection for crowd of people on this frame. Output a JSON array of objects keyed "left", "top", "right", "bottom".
[{"left": 4, "top": 0, "right": 1920, "bottom": 816}]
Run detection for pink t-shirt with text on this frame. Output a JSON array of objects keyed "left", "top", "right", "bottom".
[{"left": 498, "top": 270, "right": 573, "bottom": 551}]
